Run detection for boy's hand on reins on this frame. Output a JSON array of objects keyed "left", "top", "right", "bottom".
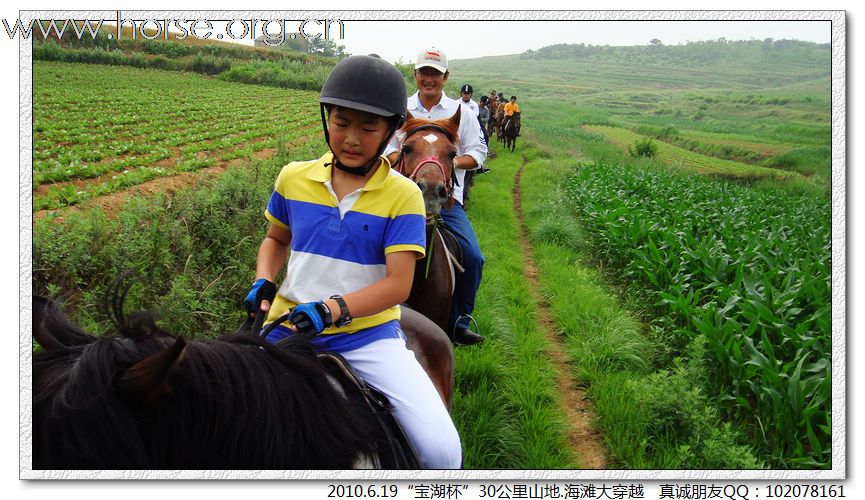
[
  {"left": 288, "top": 301, "right": 331, "bottom": 337},
  {"left": 243, "top": 278, "right": 277, "bottom": 317}
]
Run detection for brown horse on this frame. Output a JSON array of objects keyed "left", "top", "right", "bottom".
[
  {"left": 486, "top": 98, "right": 498, "bottom": 137},
  {"left": 401, "top": 305, "right": 454, "bottom": 407},
  {"left": 495, "top": 106, "right": 506, "bottom": 144},
  {"left": 504, "top": 111, "right": 520, "bottom": 152},
  {"left": 393, "top": 109, "right": 460, "bottom": 216},
  {"left": 391, "top": 110, "right": 463, "bottom": 339}
]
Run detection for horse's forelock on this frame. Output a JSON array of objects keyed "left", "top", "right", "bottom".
[{"left": 402, "top": 117, "right": 459, "bottom": 144}]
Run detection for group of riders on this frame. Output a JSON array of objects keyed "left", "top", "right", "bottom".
[
  {"left": 240, "top": 47, "right": 513, "bottom": 469},
  {"left": 459, "top": 84, "right": 522, "bottom": 153}
]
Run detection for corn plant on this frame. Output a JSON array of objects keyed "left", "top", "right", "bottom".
[{"left": 567, "top": 162, "right": 831, "bottom": 468}]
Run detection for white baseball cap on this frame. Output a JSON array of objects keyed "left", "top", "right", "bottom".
[{"left": 415, "top": 47, "right": 448, "bottom": 73}]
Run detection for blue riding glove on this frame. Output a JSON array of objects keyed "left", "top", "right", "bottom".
[
  {"left": 288, "top": 301, "right": 331, "bottom": 337},
  {"left": 243, "top": 278, "right": 277, "bottom": 316}
]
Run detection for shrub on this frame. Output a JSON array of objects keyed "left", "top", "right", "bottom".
[
  {"left": 660, "top": 125, "right": 679, "bottom": 139},
  {"left": 628, "top": 138, "right": 658, "bottom": 158},
  {"left": 33, "top": 40, "right": 67, "bottom": 61},
  {"left": 189, "top": 52, "right": 231, "bottom": 75}
]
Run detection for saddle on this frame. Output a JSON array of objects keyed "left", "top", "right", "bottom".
[{"left": 317, "top": 351, "right": 421, "bottom": 469}]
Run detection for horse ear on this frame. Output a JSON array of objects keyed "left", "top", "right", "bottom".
[
  {"left": 116, "top": 337, "right": 187, "bottom": 404},
  {"left": 449, "top": 107, "right": 461, "bottom": 128},
  {"left": 406, "top": 110, "right": 415, "bottom": 121},
  {"left": 33, "top": 295, "right": 96, "bottom": 351}
]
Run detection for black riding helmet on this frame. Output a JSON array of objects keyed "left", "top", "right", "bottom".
[{"left": 319, "top": 55, "right": 408, "bottom": 176}]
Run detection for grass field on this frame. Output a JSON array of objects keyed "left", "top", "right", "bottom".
[
  {"left": 451, "top": 39, "right": 830, "bottom": 181},
  {"left": 582, "top": 124, "right": 797, "bottom": 178}
]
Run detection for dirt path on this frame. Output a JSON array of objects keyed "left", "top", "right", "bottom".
[{"left": 512, "top": 159, "right": 608, "bottom": 469}]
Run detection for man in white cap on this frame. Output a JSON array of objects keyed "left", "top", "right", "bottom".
[{"left": 385, "top": 47, "right": 488, "bottom": 346}]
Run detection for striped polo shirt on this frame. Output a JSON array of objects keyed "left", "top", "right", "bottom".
[{"left": 264, "top": 152, "right": 426, "bottom": 335}]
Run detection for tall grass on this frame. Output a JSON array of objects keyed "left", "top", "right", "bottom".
[
  {"left": 518, "top": 143, "right": 762, "bottom": 469},
  {"left": 454, "top": 147, "right": 577, "bottom": 468}
]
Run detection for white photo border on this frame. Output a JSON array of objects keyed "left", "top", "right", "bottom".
[{"left": 19, "top": 9, "right": 846, "bottom": 481}]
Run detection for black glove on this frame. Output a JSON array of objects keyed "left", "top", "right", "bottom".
[
  {"left": 288, "top": 301, "right": 331, "bottom": 337},
  {"left": 243, "top": 278, "right": 277, "bottom": 317}
]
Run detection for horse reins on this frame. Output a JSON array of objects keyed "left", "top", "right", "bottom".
[{"left": 392, "top": 124, "right": 459, "bottom": 196}]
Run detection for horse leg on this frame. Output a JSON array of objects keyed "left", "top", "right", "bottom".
[{"left": 400, "top": 306, "right": 454, "bottom": 409}]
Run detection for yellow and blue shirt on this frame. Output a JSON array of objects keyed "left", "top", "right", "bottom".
[{"left": 263, "top": 152, "right": 426, "bottom": 346}]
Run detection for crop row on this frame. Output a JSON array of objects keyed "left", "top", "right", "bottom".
[
  {"left": 34, "top": 117, "right": 318, "bottom": 186},
  {"left": 34, "top": 127, "right": 317, "bottom": 211},
  {"left": 567, "top": 162, "right": 831, "bottom": 468},
  {"left": 33, "top": 61, "right": 324, "bottom": 210},
  {"left": 583, "top": 125, "right": 796, "bottom": 179},
  {"left": 33, "top": 63, "right": 318, "bottom": 161},
  {"left": 33, "top": 110, "right": 318, "bottom": 166},
  {"left": 34, "top": 94, "right": 313, "bottom": 140}
]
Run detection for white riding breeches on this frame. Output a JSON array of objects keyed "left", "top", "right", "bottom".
[{"left": 337, "top": 336, "right": 462, "bottom": 469}]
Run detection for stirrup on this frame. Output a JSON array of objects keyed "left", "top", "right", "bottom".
[{"left": 453, "top": 313, "right": 481, "bottom": 337}]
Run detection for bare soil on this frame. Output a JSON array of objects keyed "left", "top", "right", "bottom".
[
  {"left": 33, "top": 152, "right": 278, "bottom": 224},
  {"left": 512, "top": 160, "right": 608, "bottom": 469}
]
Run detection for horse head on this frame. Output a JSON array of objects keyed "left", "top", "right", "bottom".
[{"left": 393, "top": 109, "right": 461, "bottom": 219}]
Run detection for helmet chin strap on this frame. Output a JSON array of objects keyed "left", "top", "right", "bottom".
[
  {"left": 320, "top": 106, "right": 400, "bottom": 178},
  {"left": 332, "top": 155, "right": 378, "bottom": 176}
]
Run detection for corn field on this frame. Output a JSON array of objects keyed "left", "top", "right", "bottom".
[{"left": 567, "top": 161, "right": 831, "bottom": 468}]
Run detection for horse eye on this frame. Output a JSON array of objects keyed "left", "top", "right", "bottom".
[{"left": 402, "top": 145, "right": 413, "bottom": 155}]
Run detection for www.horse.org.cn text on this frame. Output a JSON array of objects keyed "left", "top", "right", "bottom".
[{"left": 2, "top": 12, "right": 345, "bottom": 45}]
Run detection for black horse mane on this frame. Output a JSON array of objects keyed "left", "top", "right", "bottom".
[{"left": 32, "top": 297, "right": 385, "bottom": 470}]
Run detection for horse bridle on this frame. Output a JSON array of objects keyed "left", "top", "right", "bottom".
[{"left": 392, "top": 124, "right": 459, "bottom": 196}]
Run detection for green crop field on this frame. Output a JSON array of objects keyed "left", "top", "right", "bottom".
[
  {"left": 567, "top": 162, "right": 831, "bottom": 466},
  {"left": 33, "top": 62, "right": 321, "bottom": 211},
  {"left": 451, "top": 39, "right": 831, "bottom": 182},
  {"left": 31, "top": 36, "right": 834, "bottom": 471},
  {"left": 582, "top": 124, "right": 799, "bottom": 179}
]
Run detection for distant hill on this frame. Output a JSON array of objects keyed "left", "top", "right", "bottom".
[
  {"left": 448, "top": 37, "right": 831, "bottom": 179},
  {"left": 449, "top": 38, "right": 830, "bottom": 97},
  {"left": 520, "top": 39, "right": 829, "bottom": 71}
]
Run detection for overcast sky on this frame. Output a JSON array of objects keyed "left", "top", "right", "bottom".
[
  {"left": 329, "top": 20, "right": 831, "bottom": 64},
  {"left": 228, "top": 18, "right": 831, "bottom": 65}
]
